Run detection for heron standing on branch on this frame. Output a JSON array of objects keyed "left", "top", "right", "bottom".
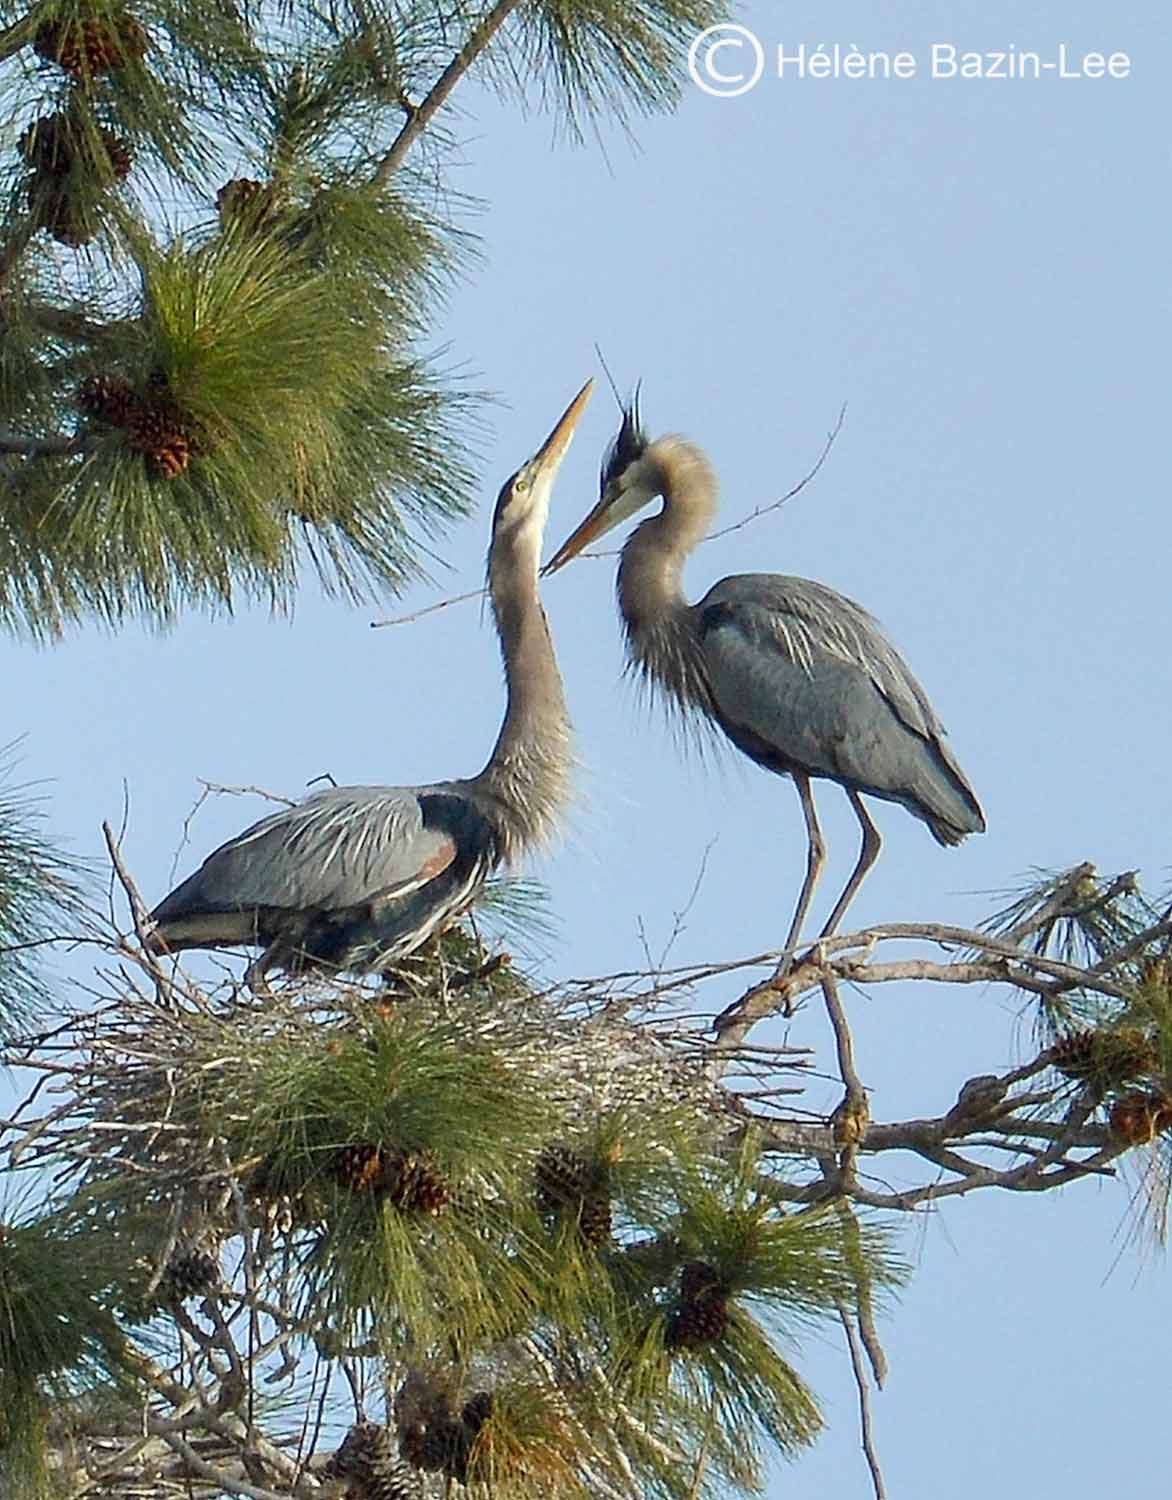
[
  {"left": 148, "top": 381, "right": 593, "bottom": 985},
  {"left": 544, "top": 396, "right": 984, "bottom": 970}
]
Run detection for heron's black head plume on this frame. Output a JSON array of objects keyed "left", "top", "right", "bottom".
[{"left": 601, "top": 388, "right": 648, "bottom": 495}]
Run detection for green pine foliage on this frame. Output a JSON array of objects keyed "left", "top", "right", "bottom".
[
  {"left": 2, "top": 920, "right": 903, "bottom": 1498},
  {"left": 0, "top": 752, "right": 86, "bottom": 1031},
  {"left": 516, "top": 0, "right": 726, "bottom": 132},
  {"left": 0, "top": 1207, "right": 130, "bottom": 1497},
  {"left": 0, "top": 0, "right": 735, "bottom": 636}
]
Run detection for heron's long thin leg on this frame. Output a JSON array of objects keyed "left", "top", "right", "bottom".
[
  {"left": 818, "top": 790, "right": 882, "bottom": 940},
  {"left": 776, "top": 773, "right": 825, "bottom": 976},
  {"left": 244, "top": 941, "right": 282, "bottom": 998}
]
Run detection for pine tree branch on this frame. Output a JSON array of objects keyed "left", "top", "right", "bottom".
[
  {"left": 0, "top": 15, "right": 35, "bottom": 63},
  {"left": 713, "top": 920, "right": 1132, "bottom": 1052},
  {"left": 148, "top": 1424, "right": 297, "bottom": 1500},
  {"left": 0, "top": 219, "right": 35, "bottom": 284},
  {"left": 23, "top": 302, "right": 134, "bottom": 344},
  {"left": 838, "top": 1303, "right": 887, "bottom": 1500},
  {"left": 0, "top": 429, "right": 86, "bottom": 456},
  {"left": 374, "top": 0, "right": 527, "bottom": 182}
]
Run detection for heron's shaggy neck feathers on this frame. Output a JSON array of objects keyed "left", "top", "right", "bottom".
[
  {"left": 474, "top": 524, "right": 572, "bottom": 862},
  {"left": 616, "top": 438, "right": 719, "bottom": 719}
]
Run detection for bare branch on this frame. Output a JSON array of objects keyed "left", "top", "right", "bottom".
[
  {"left": 371, "top": 410, "right": 846, "bottom": 631},
  {"left": 0, "top": 428, "right": 86, "bottom": 456},
  {"left": 706, "top": 404, "right": 846, "bottom": 543},
  {"left": 370, "top": 583, "right": 485, "bottom": 630},
  {"left": 373, "top": 0, "right": 526, "bottom": 182},
  {"left": 838, "top": 1304, "right": 887, "bottom": 1500}
]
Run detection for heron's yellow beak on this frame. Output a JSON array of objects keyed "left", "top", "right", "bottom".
[
  {"left": 531, "top": 379, "right": 594, "bottom": 481},
  {"left": 542, "top": 490, "right": 615, "bottom": 575}
]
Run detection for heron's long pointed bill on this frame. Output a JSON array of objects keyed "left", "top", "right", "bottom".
[
  {"left": 542, "top": 490, "right": 619, "bottom": 575},
  {"left": 531, "top": 380, "right": 594, "bottom": 484}
]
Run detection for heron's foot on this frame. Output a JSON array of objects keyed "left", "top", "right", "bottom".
[{"left": 244, "top": 946, "right": 282, "bottom": 998}]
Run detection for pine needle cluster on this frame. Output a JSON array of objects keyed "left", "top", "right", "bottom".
[
  {"left": 0, "top": 748, "right": 87, "bottom": 1032},
  {"left": 0, "top": 0, "right": 735, "bottom": 636},
  {"left": 0, "top": 1209, "right": 129, "bottom": 1496},
  {"left": 983, "top": 868, "right": 1172, "bottom": 1209},
  {"left": 2, "top": 918, "right": 902, "bottom": 1500}
]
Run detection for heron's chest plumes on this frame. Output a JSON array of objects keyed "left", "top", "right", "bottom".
[{"left": 617, "top": 535, "right": 715, "bottom": 724}]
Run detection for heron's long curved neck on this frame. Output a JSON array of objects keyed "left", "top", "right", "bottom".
[
  {"left": 475, "top": 526, "right": 571, "bottom": 860},
  {"left": 616, "top": 438, "right": 718, "bottom": 711}
]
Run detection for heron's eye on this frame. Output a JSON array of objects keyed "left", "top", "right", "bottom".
[{"left": 513, "top": 475, "right": 530, "bottom": 496}]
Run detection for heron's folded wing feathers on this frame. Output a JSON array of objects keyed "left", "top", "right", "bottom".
[
  {"left": 700, "top": 575, "right": 946, "bottom": 744},
  {"left": 152, "top": 786, "right": 456, "bottom": 921}
]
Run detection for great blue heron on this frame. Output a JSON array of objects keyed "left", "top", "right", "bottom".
[
  {"left": 544, "top": 397, "right": 984, "bottom": 967},
  {"left": 147, "top": 381, "right": 593, "bottom": 984}
]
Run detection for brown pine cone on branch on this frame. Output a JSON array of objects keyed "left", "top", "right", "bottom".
[
  {"left": 382, "top": 1149, "right": 450, "bottom": 1216},
  {"left": 125, "top": 397, "right": 199, "bottom": 479},
  {"left": 19, "top": 113, "right": 74, "bottom": 175},
  {"left": 578, "top": 1192, "right": 612, "bottom": 1249},
  {"left": 666, "top": 1261, "right": 731, "bottom": 1350},
  {"left": 325, "top": 1420, "right": 422, "bottom": 1500},
  {"left": 1109, "top": 1091, "right": 1172, "bottom": 1147},
  {"left": 21, "top": 114, "right": 133, "bottom": 184},
  {"left": 32, "top": 181, "right": 96, "bottom": 247},
  {"left": 460, "top": 1391, "right": 494, "bottom": 1434},
  {"left": 78, "top": 372, "right": 137, "bottom": 426},
  {"left": 34, "top": 11, "right": 147, "bottom": 80},
  {"left": 216, "top": 177, "right": 279, "bottom": 228},
  {"left": 666, "top": 1292, "right": 730, "bottom": 1349},
  {"left": 534, "top": 1144, "right": 592, "bottom": 1208},
  {"left": 332, "top": 1141, "right": 388, "bottom": 1193},
  {"left": 1050, "top": 1027, "right": 1156, "bottom": 1085},
  {"left": 159, "top": 1246, "right": 219, "bottom": 1301}
]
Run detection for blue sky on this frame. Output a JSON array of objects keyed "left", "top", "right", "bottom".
[{"left": 4, "top": 0, "right": 1170, "bottom": 1493}]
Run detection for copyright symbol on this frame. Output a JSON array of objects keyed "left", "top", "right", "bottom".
[{"left": 687, "top": 24, "right": 765, "bottom": 98}]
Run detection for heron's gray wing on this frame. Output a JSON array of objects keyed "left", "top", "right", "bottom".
[
  {"left": 152, "top": 785, "right": 459, "bottom": 922},
  {"left": 696, "top": 577, "right": 984, "bottom": 835},
  {"left": 700, "top": 575, "right": 946, "bottom": 742}
]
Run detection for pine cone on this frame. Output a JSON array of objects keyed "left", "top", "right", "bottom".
[
  {"left": 34, "top": 182, "right": 97, "bottom": 247},
  {"left": 383, "top": 1150, "right": 449, "bottom": 1216},
  {"left": 126, "top": 399, "right": 197, "bottom": 479},
  {"left": 21, "top": 115, "right": 133, "bottom": 183},
  {"left": 34, "top": 12, "right": 147, "bottom": 79},
  {"left": 324, "top": 1421, "right": 398, "bottom": 1482},
  {"left": 366, "top": 1458, "right": 424, "bottom": 1500},
  {"left": 78, "top": 372, "right": 137, "bottom": 425},
  {"left": 535, "top": 1144, "right": 592, "bottom": 1208},
  {"left": 19, "top": 113, "right": 73, "bottom": 175},
  {"left": 417, "top": 1420, "right": 463, "bottom": 1474},
  {"left": 679, "top": 1260, "right": 723, "bottom": 1303},
  {"left": 666, "top": 1291, "right": 730, "bottom": 1349},
  {"left": 578, "top": 1192, "right": 612, "bottom": 1249},
  {"left": 1109, "top": 1090, "right": 1172, "bottom": 1146},
  {"left": 216, "top": 176, "right": 277, "bottom": 226},
  {"left": 100, "top": 132, "right": 134, "bottom": 182},
  {"left": 397, "top": 1424, "right": 427, "bottom": 1470},
  {"left": 666, "top": 1261, "right": 731, "bottom": 1349},
  {"left": 460, "top": 1391, "right": 494, "bottom": 1434},
  {"left": 333, "top": 1141, "right": 388, "bottom": 1193},
  {"left": 1051, "top": 1027, "right": 1155, "bottom": 1084},
  {"left": 160, "top": 1247, "right": 219, "bottom": 1301}
]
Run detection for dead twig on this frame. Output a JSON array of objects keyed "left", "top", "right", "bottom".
[{"left": 838, "top": 1302, "right": 887, "bottom": 1500}]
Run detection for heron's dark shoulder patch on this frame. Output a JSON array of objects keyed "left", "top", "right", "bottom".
[
  {"left": 418, "top": 792, "right": 498, "bottom": 854},
  {"left": 697, "top": 598, "right": 739, "bottom": 637}
]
